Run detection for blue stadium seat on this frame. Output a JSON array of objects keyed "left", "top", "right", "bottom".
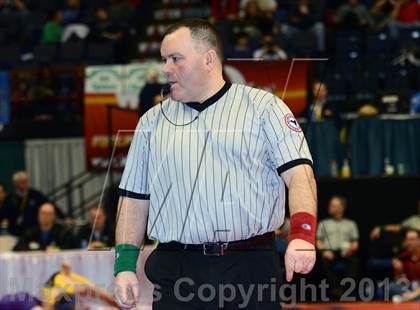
[
  {"left": 325, "top": 68, "right": 348, "bottom": 103},
  {"left": 349, "top": 70, "right": 378, "bottom": 103},
  {"left": 0, "top": 45, "right": 20, "bottom": 69},
  {"left": 86, "top": 42, "right": 115, "bottom": 64},
  {"left": 290, "top": 30, "right": 318, "bottom": 56},
  {"left": 335, "top": 52, "right": 362, "bottom": 81},
  {"left": 33, "top": 44, "right": 58, "bottom": 64},
  {"left": 365, "top": 30, "right": 393, "bottom": 54},
  {"left": 25, "top": 11, "right": 47, "bottom": 28},
  {"left": 335, "top": 30, "right": 362, "bottom": 54},
  {"left": 398, "top": 27, "right": 420, "bottom": 48},
  {"left": 364, "top": 53, "right": 392, "bottom": 89},
  {"left": 58, "top": 41, "right": 86, "bottom": 64},
  {"left": 385, "top": 64, "right": 413, "bottom": 91}
]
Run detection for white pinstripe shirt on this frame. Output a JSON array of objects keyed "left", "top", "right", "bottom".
[{"left": 119, "top": 82, "right": 312, "bottom": 244}]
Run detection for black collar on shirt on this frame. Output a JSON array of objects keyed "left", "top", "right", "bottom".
[{"left": 184, "top": 82, "right": 231, "bottom": 112}]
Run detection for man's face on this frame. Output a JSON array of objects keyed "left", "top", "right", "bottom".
[
  {"left": 90, "top": 207, "right": 106, "bottom": 230},
  {"left": 14, "top": 176, "right": 29, "bottom": 193},
  {"left": 404, "top": 231, "right": 420, "bottom": 253},
  {"left": 313, "top": 82, "right": 327, "bottom": 101},
  {"left": 328, "top": 198, "right": 344, "bottom": 219},
  {"left": 161, "top": 27, "right": 208, "bottom": 103},
  {"left": 38, "top": 203, "right": 56, "bottom": 227}
]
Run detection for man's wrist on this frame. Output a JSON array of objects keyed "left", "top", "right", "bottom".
[
  {"left": 289, "top": 212, "right": 317, "bottom": 245},
  {"left": 114, "top": 244, "right": 140, "bottom": 277}
]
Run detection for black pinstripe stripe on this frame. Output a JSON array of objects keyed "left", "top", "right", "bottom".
[
  {"left": 215, "top": 91, "right": 230, "bottom": 242},
  {"left": 224, "top": 84, "right": 239, "bottom": 241},
  {"left": 232, "top": 85, "right": 245, "bottom": 239}
]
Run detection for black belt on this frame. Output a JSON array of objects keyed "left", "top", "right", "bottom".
[{"left": 156, "top": 232, "right": 275, "bottom": 256}]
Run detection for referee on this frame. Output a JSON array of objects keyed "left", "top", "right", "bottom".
[{"left": 114, "top": 19, "right": 317, "bottom": 309}]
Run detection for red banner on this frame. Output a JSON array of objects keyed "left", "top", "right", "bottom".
[{"left": 224, "top": 60, "right": 309, "bottom": 114}]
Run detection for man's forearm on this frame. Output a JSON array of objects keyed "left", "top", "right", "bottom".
[
  {"left": 286, "top": 164, "right": 317, "bottom": 216},
  {"left": 115, "top": 197, "right": 149, "bottom": 247}
]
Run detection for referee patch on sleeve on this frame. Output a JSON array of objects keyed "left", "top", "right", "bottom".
[{"left": 284, "top": 113, "right": 302, "bottom": 132}]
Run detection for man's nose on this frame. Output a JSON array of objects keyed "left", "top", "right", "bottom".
[{"left": 162, "top": 61, "right": 173, "bottom": 77}]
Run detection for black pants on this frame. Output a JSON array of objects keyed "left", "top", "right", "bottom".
[{"left": 144, "top": 238, "right": 282, "bottom": 309}]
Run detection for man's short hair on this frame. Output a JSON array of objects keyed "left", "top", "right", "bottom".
[
  {"left": 12, "top": 171, "right": 28, "bottom": 182},
  {"left": 163, "top": 18, "right": 224, "bottom": 61},
  {"left": 331, "top": 195, "right": 347, "bottom": 209}
]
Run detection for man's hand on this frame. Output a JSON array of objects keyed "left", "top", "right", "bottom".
[
  {"left": 285, "top": 239, "right": 316, "bottom": 282},
  {"left": 392, "top": 258, "right": 403, "bottom": 272},
  {"left": 89, "top": 241, "right": 106, "bottom": 249},
  {"left": 370, "top": 226, "right": 381, "bottom": 240},
  {"left": 322, "top": 250, "right": 334, "bottom": 260},
  {"left": 114, "top": 271, "right": 140, "bottom": 309}
]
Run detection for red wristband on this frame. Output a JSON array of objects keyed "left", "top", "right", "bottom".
[{"left": 289, "top": 212, "right": 316, "bottom": 245}]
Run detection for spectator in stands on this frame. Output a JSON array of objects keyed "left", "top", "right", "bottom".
[
  {"left": 301, "top": 81, "right": 341, "bottom": 129},
  {"left": 388, "top": 0, "right": 420, "bottom": 38},
  {"left": 240, "top": 0, "right": 277, "bottom": 15},
  {"left": 138, "top": 68, "right": 163, "bottom": 117},
  {"left": 376, "top": 228, "right": 420, "bottom": 301},
  {"left": 253, "top": 34, "right": 287, "bottom": 60},
  {"left": 0, "top": 0, "right": 27, "bottom": 16},
  {"left": 40, "top": 9, "right": 64, "bottom": 44},
  {"left": 335, "top": 0, "right": 374, "bottom": 29},
  {"left": 89, "top": 7, "right": 123, "bottom": 43},
  {"left": 61, "top": 0, "right": 81, "bottom": 25},
  {"left": 0, "top": 171, "right": 47, "bottom": 235},
  {"left": 225, "top": 32, "right": 255, "bottom": 59},
  {"left": 280, "top": 0, "right": 326, "bottom": 52},
  {"left": 109, "top": 0, "right": 134, "bottom": 24},
  {"left": 210, "top": 0, "right": 238, "bottom": 22},
  {"left": 370, "top": 0, "right": 397, "bottom": 30},
  {"left": 236, "top": 0, "right": 274, "bottom": 37},
  {"left": 317, "top": 195, "right": 360, "bottom": 300},
  {"left": 410, "top": 92, "right": 420, "bottom": 114},
  {"left": 75, "top": 205, "right": 114, "bottom": 249},
  {"left": 13, "top": 202, "right": 74, "bottom": 251},
  {"left": 371, "top": 199, "right": 420, "bottom": 240}
]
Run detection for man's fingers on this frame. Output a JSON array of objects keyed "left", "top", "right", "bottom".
[
  {"left": 114, "top": 284, "right": 128, "bottom": 306},
  {"left": 285, "top": 253, "right": 295, "bottom": 282},
  {"left": 301, "top": 256, "right": 315, "bottom": 274},
  {"left": 114, "top": 281, "right": 138, "bottom": 309},
  {"left": 132, "top": 282, "right": 140, "bottom": 303},
  {"left": 294, "top": 257, "right": 304, "bottom": 273}
]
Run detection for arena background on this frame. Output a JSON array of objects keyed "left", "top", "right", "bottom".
[{"left": 0, "top": 0, "right": 419, "bottom": 309}]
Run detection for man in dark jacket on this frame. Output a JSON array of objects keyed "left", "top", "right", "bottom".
[
  {"left": 75, "top": 205, "right": 114, "bottom": 249},
  {"left": 13, "top": 202, "right": 74, "bottom": 251},
  {"left": 0, "top": 171, "right": 47, "bottom": 235}
]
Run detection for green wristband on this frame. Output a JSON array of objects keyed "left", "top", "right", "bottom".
[{"left": 114, "top": 244, "right": 140, "bottom": 277}]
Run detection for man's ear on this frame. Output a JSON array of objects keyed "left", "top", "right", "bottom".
[{"left": 204, "top": 50, "right": 217, "bottom": 69}]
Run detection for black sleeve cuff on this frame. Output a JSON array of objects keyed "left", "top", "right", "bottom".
[
  {"left": 118, "top": 188, "right": 150, "bottom": 200},
  {"left": 276, "top": 158, "right": 313, "bottom": 175}
]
